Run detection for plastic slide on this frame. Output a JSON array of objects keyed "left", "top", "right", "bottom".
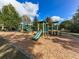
[{"left": 32, "top": 30, "right": 42, "bottom": 41}]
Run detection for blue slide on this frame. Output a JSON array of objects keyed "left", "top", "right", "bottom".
[{"left": 32, "top": 30, "right": 42, "bottom": 41}]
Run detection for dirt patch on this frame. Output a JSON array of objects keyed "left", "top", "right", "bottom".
[{"left": 0, "top": 32, "right": 79, "bottom": 59}]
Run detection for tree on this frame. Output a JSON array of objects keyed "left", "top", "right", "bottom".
[
  {"left": 70, "top": 23, "right": 79, "bottom": 33},
  {"left": 70, "top": 8, "right": 79, "bottom": 33},
  {"left": 46, "top": 17, "right": 52, "bottom": 26},
  {"left": 0, "top": 11, "right": 4, "bottom": 24},
  {"left": 0, "top": 4, "right": 21, "bottom": 31},
  {"left": 22, "top": 15, "right": 31, "bottom": 24},
  {"left": 60, "top": 20, "right": 72, "bottom": 30},
  {"left": 21, "top": 15, "right": 31, "bottom": 32},
  {"left": 72, "top": 9, "right": 79, "bottom": 24},
  {"left": 33, "top": 16, "right": 39, "bottom": 31}
]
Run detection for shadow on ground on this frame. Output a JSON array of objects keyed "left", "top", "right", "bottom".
[
  {"left": 52, "top": 37, "right": 79, "bottom": 53},
  {"left": 0, "top": 36, "right": 31, "bottom": 59},
  {"left": 0, "top": 33, "right": 43, "bottom": 59},
  {"left": 13, "top": 34, "right": 43, "bottom": 59}
]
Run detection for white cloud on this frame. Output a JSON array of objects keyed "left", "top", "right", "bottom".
[
  {"left": 23, "top": 2, "right": 39, "bottom": 17},
  {"left": 51, "top": 16, "right": 64, "bottom": 22},
  {"left": 0, "top": 0, "right": 39, "bottom": 21}
]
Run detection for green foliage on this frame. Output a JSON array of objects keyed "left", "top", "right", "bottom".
[
  {"left": 60, "top": 20, "right": 72, "bottom": 30},
  {"left": 70, "top": 24, "right": 79, "bottom": 33},
  {"left": 60, "top": 20, "right": 79, "bottom": 33},
  {"left": 46, "top": 17, "right": 52, "bottom": 26},
  {"left": 74, "top": 9, "right": 79, "bottom": 19},
  {"left": 0, "top": 4, "right": 21, "bottom": 31},
  {"left": 60, "top": 9, "right": 79, "bottom": 33},
  {"left": 70, "top": 9, "right": 79, "bottom": 33},
  {"left": 33, "top": 16, "right": 38, "bottom": 31},
  {"left": 71, "top": 9, "right": 79, "bottom": 24},
  {"left": 0, "top": 12, "right": 4, "bottom": 24}
]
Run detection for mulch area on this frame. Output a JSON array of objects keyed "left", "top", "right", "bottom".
[{"left": 0, "top": 32, "right": 79, "bottom": 59}]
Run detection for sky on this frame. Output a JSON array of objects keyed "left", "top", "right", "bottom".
[
  {"left": 0, "top": 0, "right": 79, "bottom": 21},
  {"left": 17, "top": 0, "right": 79, "bottom": 20}
]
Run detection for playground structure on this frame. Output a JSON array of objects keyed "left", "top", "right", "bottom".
[
  {"left": 19, "top": 23, "right": 32, "bottom": 33},
  {"left": 19, "top": 21, "right": 61, "bottom": 41}
]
